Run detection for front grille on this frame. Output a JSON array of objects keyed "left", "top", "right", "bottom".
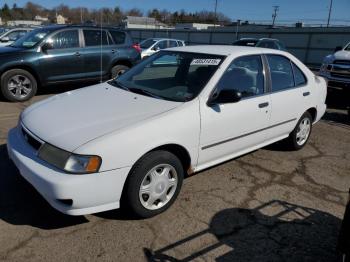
[
  {"left": 328, "top": 81, "right": 350, "bottom": 89},
  {"left": 334, "top": 60, "right": 350, "bottom": 65},
  {"left": 21, "top": 128, "right": 42, "bottom": 151},
  {"left": 330, "top": 72, "right": 350, "bottom": 79}
]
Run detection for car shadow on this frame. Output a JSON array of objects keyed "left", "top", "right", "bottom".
[
  {"left": 144, "top": 200, "right": 342, "bottom": 262},
  {"left": 0, "top": 144, "right": 88, "bottom": 230},
  {"left": 36, "top": 81, "right": 101, "bottom": 96}
]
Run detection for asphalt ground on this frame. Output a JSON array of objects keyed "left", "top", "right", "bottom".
[{"left": 0, "top": 84, "right": 349, "bottom": 262}]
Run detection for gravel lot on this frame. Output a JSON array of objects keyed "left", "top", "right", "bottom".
[{"left": 0, "top": 86, "right": 349, "bottom": 262}]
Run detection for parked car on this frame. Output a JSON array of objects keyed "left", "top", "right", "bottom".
[
  {"left": 0, "top": 25, "right": 141, "bottom": 102},
  {"left": 319, "top": 42, "right": 350, "bottom": 118},
  {"left": 140, "top": 38, "right": 185, "bottom": 59},
  {"left": 338, "top": 188, "right": 350, "bottom": 262},
  {"left": 233, "top": 38, "right": 286, "bottom": 51},
  {"left": 7, "top": 45, "right": 327, "bottom": 218},
  {"left": 0, "top": 27, "right": 33, "bottom": 47}
]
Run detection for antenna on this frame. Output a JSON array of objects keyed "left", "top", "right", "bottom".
[
  {"left": 272, "top": 5, "right": 279, "bottom": 28},
  {"left": 327, "top": 0, "right": 333, "bottom": 27},
  {"left": 214, "top": 0, "right": 218, "bottom": 27},
  {"left": 100, "top": 10, "right": 103, "bottom": 83}
]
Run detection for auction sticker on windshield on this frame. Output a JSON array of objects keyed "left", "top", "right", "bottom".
[{"left": 190, "top": 59, "right": 221, "bottom": 66}]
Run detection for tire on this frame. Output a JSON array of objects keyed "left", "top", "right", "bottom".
[
  {"left": 285, "top": 111, "right": 313, "bottom": 150},
  {"left": 1, "top": 69, "right": 37, "bottom": 102},
  {"left": 124, "top": 150, "right": 184, "bottom": 218},
  {"left": 111, "top": 65, "right": 130, "bottom": 79}
]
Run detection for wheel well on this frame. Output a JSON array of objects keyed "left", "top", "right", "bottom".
[
  {"left": 149, "top": 144, "right": 192, "bottom": 175},
  {"left": 306, "top": 107, "right": 317, "bottom": 122},
  {"left": 1, "top": 65, "right": 41, "bottom": 87},
  {"left": 113, "top": 60, "right": 133, "bottom": 69}
]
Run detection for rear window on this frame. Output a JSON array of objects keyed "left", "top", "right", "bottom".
[
  {"left": 83, "top": 30, "right": 109, "bottom": 46},
  {"left": 109, "top": 30, "right": 126, "bottom": 44}
]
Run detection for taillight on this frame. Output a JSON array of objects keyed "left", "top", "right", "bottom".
[{"left": 132, "top": 43, "right": 141, "bottom": 53}]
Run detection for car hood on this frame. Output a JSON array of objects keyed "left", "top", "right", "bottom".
[
  {"left": 324, "top": 50, "right": 350, "bottom": 63},
  {"left": 21, "top": 83, "right": 182, "bottom": 152},
  {"left": 334, "top": 50, "right": 350, "bottom": 60}
]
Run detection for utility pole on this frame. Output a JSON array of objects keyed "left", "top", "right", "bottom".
[
  {"left": 80, "top": 7, "right": 83, "bottom": 24},
  {"left": 272, "top": 5, "right": 279, "bottom": 28},
  {"left": 327, "top": 0, "right": 333, "bottom": 27},
  {"left": 214, "top": 0, "right": 218, "bottom": 28}
]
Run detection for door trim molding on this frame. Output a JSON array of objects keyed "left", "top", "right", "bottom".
[{"left": 201, "top": 118, "right": 297, "bottom": 150}]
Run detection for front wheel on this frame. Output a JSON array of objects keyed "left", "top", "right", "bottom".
[
  {"left": 1, "top": 69, "right": 37, "bottom": 102},
  {"left": 285, "top": 112, "right": 313, "bottom": 150},
  {"left": 124, "top": 151, "right": 184, "bottom": 218}
]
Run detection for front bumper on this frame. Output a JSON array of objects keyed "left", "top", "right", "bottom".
[
  {"left": 7, "top": 126, "right": 131, "bottom": 216},
  {"left": 319, "top": 71, "right": 350, "bottom": 91}
]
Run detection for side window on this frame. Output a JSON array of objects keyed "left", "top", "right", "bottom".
[
  {"left": 155, "top": 40, "right": 167, "bottom": 50},
  {"left": 83, "top": 30, "right": 108, "bottom": 46},
  {"left": 216, "top": 55, "right": 265, "bottom": 98},
  {"left": 169, "top": 40, "right": 178, "bottom": 48},
  {"left": 7, "top": 30, "right": 27, "bottom": 41},
  {"left": 109, "top": 30, "right": 126, "bottom": 44},
  {"left": 292, "top": 62, "right": 307, "bottom": 86},
  {"left": 267, "top": 55, "right": 294, "bottom": 92},
  {"left": 50, "top": 30, "right": 79, "bottom": 49}
]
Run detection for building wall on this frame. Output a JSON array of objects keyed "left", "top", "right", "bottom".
[{"left": 127, "top": 27, "right": 350, "bottom": 66}]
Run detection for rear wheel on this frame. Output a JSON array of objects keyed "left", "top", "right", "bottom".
[
  {"left": 124, "top": 150, "right": 184, "bottom": 218},
  {"left": 285, "top": 111, "right": 313, "bottom": 150},
  {"left": 111, "top": 65, "right": 130, "bottom": 79},
  {"left": 1, "top": 69, "right": 37, "bottom": 102}
]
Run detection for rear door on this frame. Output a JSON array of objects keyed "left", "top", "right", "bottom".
[
  {"left": 80, "top": 29, "right": 111, "bottom": 79},
  {"left": 38, "top": 29, "right": 84, "bottom": 83},
  {"left": 265, "top": 54, "right": 309, "bottom": 139}
]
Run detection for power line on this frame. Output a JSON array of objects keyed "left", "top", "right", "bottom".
[
  {"left": 327, "top": 0, "right": 333, "bottom": 27},
  {"left": 272, "top": 5, "right": 279, "bottom": 27}
]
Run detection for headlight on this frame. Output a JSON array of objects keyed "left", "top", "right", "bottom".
[
  {"left": 38, "top": 143, "right": 101, "bottom": 174},
  {"left": 64, "top": 154, "right": 102, "bottom": 174}
]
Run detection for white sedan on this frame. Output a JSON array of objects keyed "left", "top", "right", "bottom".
[{"left": 7, "top": 45, "right": 327, "bottom": 218}]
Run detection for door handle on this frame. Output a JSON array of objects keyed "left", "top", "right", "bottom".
[
  {"left": 75, "top": 52, "right": 81, "bottom": 57},
  {"left": 111, "top": 49, "right": 115, "bottom": 54},
  {"left": 303, "top": 91, "right": 310, "bottom": 97},
  {"left": 258, "top": 102, "right": 269, "bottom": 108}
]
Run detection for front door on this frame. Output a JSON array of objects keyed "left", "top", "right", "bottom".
[
  {"left": 198, "top": 55, "right": 271, "bottom": 168},
  {"left": 39, "top": 29, "right": 84, "bottom": 84}
]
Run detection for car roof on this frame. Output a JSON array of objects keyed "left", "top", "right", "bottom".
[
  {"left": 36, "top": 24, "right": 125, "bottom": 31},
  {"left": 146, "top": 38, "right": 185, "bottom": 41},
  {"left": 166, "top": 45, "right": 286, "bottom": 56}
]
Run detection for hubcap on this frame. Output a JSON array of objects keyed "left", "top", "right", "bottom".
[
  {"left": 296, "top": 117, "right": 311, "bottom": 146},
  {"left": 7, "top": 75, "right": 32, "bottom": 99},
  {"left": 139, "top": 164, "right": 178, "bottom": 210}
]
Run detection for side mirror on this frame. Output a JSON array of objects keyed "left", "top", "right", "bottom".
[
  {"left": 0, "top": 36, "right": 10, "bottom": 43},
  {"left": 152, "top": 46, "right": 160, "bottom": 51},
  {"left": 334, "top": 46, "right": 343, "bottom": 53},
  {"left": 207, "top": 89, "right": 242, "bottom": 106},
  {"left": 41, "top": 42, "right": 53, "bottom": 53}
]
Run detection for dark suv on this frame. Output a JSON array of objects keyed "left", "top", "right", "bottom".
[{"left": 0, "top": 25, "right": 141, "bottom": 102}]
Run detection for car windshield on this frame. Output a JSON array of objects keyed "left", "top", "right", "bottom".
[
  {"left": 233, "top": 39, "right": 258, "bottom": 46},
  {"left": 109, "top": 51, "right": 225, "bottom": 102},
  {"left": 345, "top": 44, "right": 350, "bottom": 51},
  {"left": 10, "top": 27, "right": 54, "bottom": 48},
  {"left": 140, "top": 39, "right": 158, "bottom": 49}
]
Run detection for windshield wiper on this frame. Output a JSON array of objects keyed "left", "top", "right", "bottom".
[
  {"left": 110, "top": 80, "right": 129, "bottom": 91},
  {"left": 128, "top": 87, "right": 164, "bottom": 99}
]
